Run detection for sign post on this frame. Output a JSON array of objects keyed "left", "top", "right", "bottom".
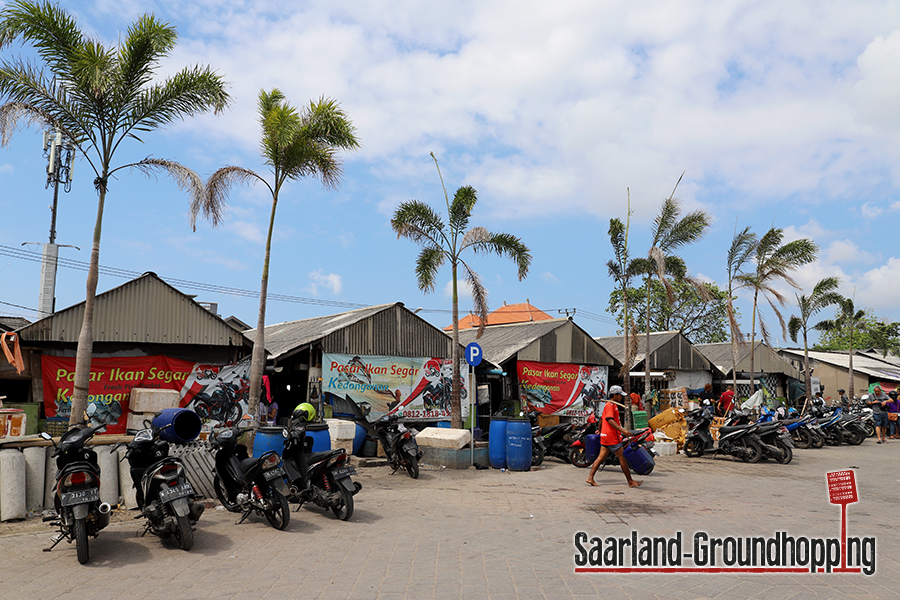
[
  {"left": 465, "top": 343, "right": 483, "bottom": 467},
  {"left": 826, "top": 469, "right": 858, "bottom": 570}
]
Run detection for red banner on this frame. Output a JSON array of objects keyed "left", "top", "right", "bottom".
[
  {"left": 517, "top": 361, "right": 608, "bottom": 417},
  {"left": 42, "top": 355, "right": 195, "bottom": 434}
]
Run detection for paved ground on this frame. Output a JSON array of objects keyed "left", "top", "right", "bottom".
[{"left": 1, "top": 439, "right": 898, "bottom": 600}]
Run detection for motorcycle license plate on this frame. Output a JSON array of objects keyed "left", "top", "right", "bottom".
[
  {"left": 331, "top": 466, "right": 357, "bottom": 479},
  {"left": 159, "top": 482, "right": 194, "bottom": 503},
  {"left": 263, "top": 464, "right": 285, "bottom": 481},
  {"left": 402, "top": 442, "right": 417, "bottom": 453},
  {"left": 60, "top": 487, "right": 99, "bottom": 507}
]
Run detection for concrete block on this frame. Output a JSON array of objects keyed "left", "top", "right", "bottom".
[
  {"left": 118, "top": 447, "right": 138, "bottom": 509},
  {"left": 44, "top": 447, "right": 57, "bottom": 509},
  {"left": 98, "top": 444, "right": 119, "bottom": 506},
  {"left": 0, "top": 449, "right": 26, "bottom": 521},
  {"left": 420, "top": 446, "right": 488, "bottom": 469},
  {"left": 127, "top": 412, "right": 155, "bottom": 431},
  {"left": 23, "top": 446, "right": 45, "bottom": 513},
  {"left": 129, "top": 388, "right": 180, "bottom": 413},
  {"left": 416, "top": 426, "right": 471, "bottom": 450}
]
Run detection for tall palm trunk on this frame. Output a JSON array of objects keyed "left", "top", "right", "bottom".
[
  {"left": 622, "top": 293, "right": 630, "bottom": 395},
  {"left": 748, "top": 290, "right": 759, "bottom": 399},
  {"left": 848, "top": 326, "right": 854, "bottom": 399},
  {"left": 450, "top": 261, "right": 462, "bottom": 429},
  {"left": 70, "top": 174, "right": 108, "bottom": 425}
]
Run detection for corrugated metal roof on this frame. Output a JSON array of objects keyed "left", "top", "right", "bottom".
[
  {"left": 248, "top": 303, "right": 457, "bottom": 361},
  {"left": 458, "top": 318, "right": 616, "bottom": 366},
  {"left": 18, "top": 272, "right": 247, "bottom": 347},
  {"left": 695, "top": 341, "right": 800, "bottom": 378},
  {"left": 0, "top": 316, "right": 31, "bottom": 333},
  {"left": 779, "top": 348, "right": 900, "bottom": 382},
  {"left": 594, "top": 330, "right": 680, "bottom": 365}
]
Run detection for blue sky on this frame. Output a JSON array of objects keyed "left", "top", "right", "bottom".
[{"left": 3, "top": 1, "right": 900, "bottom": 347}]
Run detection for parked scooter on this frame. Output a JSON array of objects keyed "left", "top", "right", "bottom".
[
  {"left": 112, "top": 424, "right": 205, "bottom": 550},
  {"left": 40, "top": 423, "right": 111, "bottom": 564},
  {"left": 210, "top": 417, "right": 290, "bottom": 530},
  {"left": 524, "top": 408, "right": 576, "bottom": 463},
  {"left": 727, "top": 410, "right": 793, "bottom": 463},
  {"left": 281, "top": 403, "right": 362, "bottom": 520},
  {"left": 371, "top": 412, "right": 423, "bottom": 479},
  {"left": 683, "top": 405, "right": 763, "bottom": 462},
  {"left": 567, "top": 411, "right": 599, "bottom": 468}
]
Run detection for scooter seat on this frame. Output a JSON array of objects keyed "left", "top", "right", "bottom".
[
  {"left": 719, "top": 425, "right": 753, "bottom": 435},
  {"left": 780, "top": 418, "right": 801, "bottom": 425},
  {"left": 308, "top": 449, "right": 344, "bottom": 464},
  {"left": 238, "top": 457, "right": 259, "bottom": 475},
  {"left": 540, "top": 424, "right": 570, "bottom": 435}
]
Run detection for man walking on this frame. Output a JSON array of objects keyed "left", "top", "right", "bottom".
[
  {"left": 868, "top": 385, "right": 890, "bottom": 444},
  {"left": 586, "top": 386, "right": 643, "bottom": 488}
]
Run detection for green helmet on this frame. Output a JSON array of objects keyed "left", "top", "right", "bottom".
[{"left": 292, "top": 402, "right": 316, "bottom": 422}]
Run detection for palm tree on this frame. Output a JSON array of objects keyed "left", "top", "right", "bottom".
[
  {"left": 0, "top": 1, "right": 229, "bottom": 424},
  {"left": 631, "top": 175, "right": 710, "bottom": 411},
  {"left": 816, "top": 295, "right": 866, "bottom": 400},
  {"left": 735, "top": 227, "right": 817, "bottom": 393},
  {"left": 788, "top": 277, "right": 841, "bottom": 407},
  {"left": 607, "top": 190, "right": 639, "bottom": 396},
  {"left": 392, "top": 153, "right": 531, "bottom": 428},
  {"left": 725, "top": 225, "right": 757, "bottom": 394},
  {"left": 199, "top": 89, "right": 359, "bottom": 437}
]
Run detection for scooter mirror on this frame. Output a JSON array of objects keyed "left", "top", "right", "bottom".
[{"left": 39, "top": 432, "right": 52, "bottom": 441}]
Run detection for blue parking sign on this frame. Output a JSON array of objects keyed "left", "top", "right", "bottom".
[{"left": 465, "top": 342, "right": 482, "bottom": 367}]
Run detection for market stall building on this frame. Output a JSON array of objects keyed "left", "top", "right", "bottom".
[
  {"left": 777, "top": 348, "right": 900, "bottom": 399},
  {"left": 695, "top": 341, "right": 802, "bottom": 401}
]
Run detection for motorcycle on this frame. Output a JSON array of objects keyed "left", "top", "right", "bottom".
[
  {"left": 40, "top": 424, "right": 111, "bottom": 564},
  {"left": 209, "top": 418, "right": 291, "bottom": 530},
  {"left": 112, "top": 424, "right": 205, "bottom": 550},
  {"left": 371, "top": 412, "right": 423, "bottom": 479},
  {"left": 683, "top": 406, "right": 763, "bottom": 463},
  {"left": 567, "top": 411, "right": 599, "bottom": 468},
  {"left": 727, "top": 411, "right": 793, "bottom": 464},
  {"left": 191, "top": 378, "right": 246, "bottom": 423},
  {"left": 524, "top": 409, "right": 576, "bottom": 463},
  {"left": 281, "top": 414, "right": 362, "bottom": 521}
]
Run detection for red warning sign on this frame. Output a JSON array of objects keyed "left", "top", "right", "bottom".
[{"left": 826, "top": 470, "right": 858, "bottom": 505}]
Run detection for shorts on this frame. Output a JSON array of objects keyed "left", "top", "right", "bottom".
[
  {"left": 602, "top": 442, "right": 624, "bottom": 452},
  {"left": 873, "top": 412, "right": 889, "bottom": 428}
]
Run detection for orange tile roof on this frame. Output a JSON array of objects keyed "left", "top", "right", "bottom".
[{"left": 444, "top": 301, "right": 554, "bottom": 331}]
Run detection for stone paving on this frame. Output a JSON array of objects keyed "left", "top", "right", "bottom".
[{"left": 0, "top": 439, "right": 897, "bottom": 599}]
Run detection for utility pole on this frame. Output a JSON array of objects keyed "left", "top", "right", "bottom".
[{"left": 37, "top": 128, "right": 76, "bottom": 317}]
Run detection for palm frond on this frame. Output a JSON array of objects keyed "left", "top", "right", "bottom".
[
  {"left": 199, "top": 165, "right": 263, "bottom": 229},
  {"left": 391, "top": 200, "right": 448, "bottom": 247},
  {"left": 458, "top": 259, "right": 489, "bottom": 339},
  {"left": 130, "top": 157, "right": 204, "bottom": 222},
  {"left": 449, "top": 185, "right": 477, "bottom": 233},
  {"left": 788, "top": 315, "right": 802, "bottom": 343},
  {"left": 415, "top": 247, "right": 445, "bottom": 293}
]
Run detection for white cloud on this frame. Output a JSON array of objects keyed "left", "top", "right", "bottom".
[
  {"left": 443, "top": 279, "right": 473, "bottom": 300},
  {"left": 541, "top": 272, "right": 560, "bottom": 284},
  {"left": 826, "top": 240, "right": 874, "bottom": 265},
  {"left": 307, "top": 269, "right": 342, "bottom": 296},
  {"left": 0, "top": 164, "right": 12, "bottom": 175},
  {"left": 860, "top": 202, "right": 883, "bottom": 219}
]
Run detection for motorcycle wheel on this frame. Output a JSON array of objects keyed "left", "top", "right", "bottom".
[
  {"left": 739, "top": 439, "right": 762, "bottom": 464},
  {"left": 214, "top": 475, "right": 241, "bottom": 513},
  {"left": 865, "top": 422, "right": 876, "bottom": 438},
  {"left": 532, "top": 443, "right": 545, "bottom": 467},
  {"left": 811, "top": 431, "right": 826, "bottom": 449},
  {"left": 792, "top": 428, "right": 812, "bottom": 450},
  {"left": 264, "top": 488, "right": 290, "bottom": 531},
  {"left": 825, "top": 428, "right": 843, "bottom": 446},
  {"left": 75, "top": 519, "right": 90, "bottom": 565},
  {"left": 405, "top": 453, "right": 420, "bottom": 479},
  {"left": 774, "top": 441, "right": 793, "bottom": 465},
  {"left": 174, "top": 515, "right": 194, "bottom": 551},
  {"left": 850, "top": 428, "right": 866, "bottom": 446},
  {"left": 330, "top": 482, "right": 354, "bottom": 521},
  {"left": 684, "top": 438, "right": 704, "bottom": 458},
  {"left": 569, "top": 446, "right": 590, "bottom": 468}
]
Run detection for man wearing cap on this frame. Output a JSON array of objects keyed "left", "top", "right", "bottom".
[
  {"left": 838, "top": 389, "right": 849, "bottom": 410},
  {"left": 586, "top": 385, "right": 643, "bottom": 488}
]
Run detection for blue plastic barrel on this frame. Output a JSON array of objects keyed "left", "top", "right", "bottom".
[
  {"left": 585, "top": 434, "right": 602, "bottom": 462},
  {"left": 151, "top": 408, "right": 202, "bottom": 443},
  {"left": 623, "top": 443, "right": 655, "bottom": 475},
  {"left": 505, "top": 417, "right": 532, "bottom": 471},
  {"left": 489, "top": 417, "right": 508, "bottom": 469},
  {"left": 437, "top": 421, "right": 451, "bottom": 428},
  {"left": 305, "top": 423, "right": 331, "bottom": 452},
  {"left": 353, "top": 423, "right": 367, "bottom": 455},
  {"left": 253, "top": 426, "right": 286, "bottom": 457}
]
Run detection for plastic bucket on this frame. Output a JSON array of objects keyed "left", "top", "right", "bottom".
[
  {"left": 585, "top": 433, "right": 602, "bottom": 462},
  {"left": 253, "top": 426, "right": 286, "bottom": 457},
  {"left": 505, "top": 417, "right": 532, "bottom": 471},
  {"left": 305, "top": 423, "right": 331, "bottom": 452},
  {"left": 623, "top": 443, "right": 655, "bottom": 475},
  {"left": 353, "top": 423, "right": 367, "bottom": 455},
  {"left": 151, "top": 408, "right": 202, "bottom": 443},
  {"left": 488, "top": 417, "right": 508, "bottom": 469}
]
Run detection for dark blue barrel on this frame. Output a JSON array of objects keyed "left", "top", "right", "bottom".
[
  {"left": 505, "top": 417, "right": 532, "bottom": 471},
  {"left": 585, "top": 434, "right": 602, "bottom": 462},
  {"left": 353, "top": 423, "right": 367, "bottom": 455},
  {"left": 305, "top": 423, "right": 331, "bottom": 452},
  {"left": 151, "top": 408, "right": 202, "bottom": 443},
  {"left": 437, "top": 421, "right": 451, "bottom": 428},
  {"left": 253, "top": 426, "right": 286, "bottom": 457},
  {"left": 489, "top": 417, "right": 508, "bottom": 469},
  {"left": 623, "top": 443, "right": 655, "bottom": 475}
]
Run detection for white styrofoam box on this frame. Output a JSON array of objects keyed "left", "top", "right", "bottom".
[
  {"left": 325, "top": 419, "right": 356, "bottom": 438},
  {"left": 654, "top": 441, "right": 677, "bottom": 456},
  {"left": 129, "top": 388, "right": 181, "bottom": 413},
  {"left": 416, "top": 426, "right": 471, "bottom": 450}
]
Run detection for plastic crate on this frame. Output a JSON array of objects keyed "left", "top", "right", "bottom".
[{"left": 632, "top": 410, "right": 648, "bottom": 429}]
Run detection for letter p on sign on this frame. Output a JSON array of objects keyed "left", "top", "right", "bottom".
[{"left": 465, "top": 342, "right": 482, "bottom": 367}]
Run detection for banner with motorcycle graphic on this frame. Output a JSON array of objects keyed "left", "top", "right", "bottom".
[
  {"left": 41, "top": 355, "right": 196, "bottom": 434},
  {"left": 178, "top": 356, "right": 253, "bottom": 428},
  {"left": 517, "top": 361, "right": 608, "bottom": 417},
  {"left": 322, "top": 353, "right": 469, "bottom": 421}
]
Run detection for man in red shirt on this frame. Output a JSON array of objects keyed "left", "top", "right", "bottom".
[
  {"left": 586, "top": 386, "right": 643, "bottom": 488},
  {"left": 718, "top": 385, "right": 735, "bottom": 416}
]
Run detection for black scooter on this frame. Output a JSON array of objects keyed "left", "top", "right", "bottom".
[
  {"left": 524, "top": 409, "right": 575, "bottom": 463},
  {"left": 371, "top": 412, "right": 423, "bottom": 478},
  {"left": 281, "top": 416, "right": 362, "bottom": 521},
  {"left": 40, "top": 424, "right": 112, "bottom": 564},
  {"left": 683, "top": 406, "right": 763, "bottom": 462},
  {"left": 210, "top": 418, "right": 291, "bottom": 530},
  {"left": 726, "top": 411, "right": 793, "bottom": 464},
  {"left": 113, "top": 425, "right": 205, "bottom": 550}
]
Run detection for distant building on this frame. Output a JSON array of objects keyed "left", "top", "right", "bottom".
[{"left": 445, "top": 299, "right": 554, "bottom": 331}]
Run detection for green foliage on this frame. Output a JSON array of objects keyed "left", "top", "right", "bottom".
[
  {"left": 608, "top": 279, "right": 732, "bottom": 343},
  {"left": 813, "top": 307, "right": 900, "bottom": 354}
]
